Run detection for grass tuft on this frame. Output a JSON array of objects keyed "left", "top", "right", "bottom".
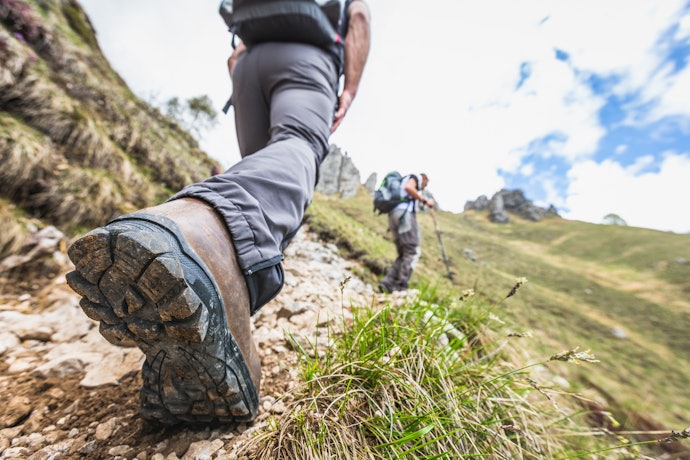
[{"left": 236, "top": 285, "right": 653, "bottom": 459}]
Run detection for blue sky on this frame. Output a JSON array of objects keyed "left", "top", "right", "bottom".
[{"left": 79, "top": 0, "right": 690, "bottom": 233}]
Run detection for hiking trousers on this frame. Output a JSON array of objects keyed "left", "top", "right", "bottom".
[
  {"left": 170, "top": 42, "right": 338, "bottom": 313},
  {"left": 382, "top": 208, "right": 422, "bottom": 291}
]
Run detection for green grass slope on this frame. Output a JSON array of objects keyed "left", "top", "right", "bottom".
[{"left": 306, "top": 188, "right": 690, "bottom": 435}]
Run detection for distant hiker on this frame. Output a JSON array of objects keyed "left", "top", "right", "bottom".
[
  {"left": 379, "top": 173, "right": 435, "bottom": 293},
  {"left": 66, "top": 0, "right": 370, "bottom": 426}
]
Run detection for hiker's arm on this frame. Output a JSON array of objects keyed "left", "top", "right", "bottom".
[
  {"left": 331, "top": 0, "right": 371, "bottom": 133},
  {"left": 404, "top": 179, "right": 435, "bottom": 208},
  {"left": 227, "top": 41, "right": 247, "bottom": 76}
]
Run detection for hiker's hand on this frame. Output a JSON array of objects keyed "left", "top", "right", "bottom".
[
  {"left": 425, "top": 198, "right": 436, "bottom": 209},
  {"left": 331, "top": 89, "right": 354, "bottom": 133},
  {"left": 227, "top": 42, "right": 247, "bottom": 77}
]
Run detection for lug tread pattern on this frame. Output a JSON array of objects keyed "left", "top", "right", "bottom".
[{"left": 66, "top": 218, "right": 258, "bottom": 425}]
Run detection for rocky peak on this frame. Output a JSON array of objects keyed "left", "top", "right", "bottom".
[
  {"left": 464, "top": 189, "right": 559, "bottom": 223},
  {"left": 316, "top": 145, "right": 362, "bottom": 198}
]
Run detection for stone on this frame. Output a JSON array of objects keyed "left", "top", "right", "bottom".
[
  {"left": 0, "top": 312, "right": 51, "bottom": 341},
  {"left": 611, "top": 327, "right": 628, "bottom": 340},
  {"left": 0, "top": 332, "right": 20, "bottom": 356},
  {"left": 464, "top": 194, "right": 490, "bottom": 211},
  {"left": 268, "top": 401, "right": 287, "bottom": 415},
  {"left": 277, "top": 302, "right": 309, "bottom": 319},
  {"left": 17, "top": 326, "right": 53, "bottom": 342},
  {"left": 489, "top": 193, "right": 510, "bottom": 224},
  {"left": 78, "top": 440, "right": 98, "bottom": 455},
  {"left": 463, "top": 248, "right": 477, "bottom": 262},
  {"left": 1, "top": 396, "right": 32, "bottom": 429},
  {"left": 95, "top": 418, "right": 118, "bottom": 441},
  {"left": 25, "top": 432, "right": 45, "bottom": 448},
  {"left": 108, "top": 444, "right": 133, "bottom": 456},
  {"left": 0, "top": 226, "right": 66, "bottom": 273},
  {"left": 181, "top": 439, "right": 225, "bottom": 460},
  {"left": 1, "top": 447, "right": 31, "bottom": 459},
  {"left": 316, "top": 145, "right": 362, "bottom": 198},
  {"left": 465, "top": 189, "right": 560, "bottom": 223},
  {"left": 31, "top": 357, "right": 84, "bottom": 379},
  {"left": 79, "top": 349, "right": 144, "bottom": 388},
  {"left": 364, "top": 172, "right": 377, "bottom": 194}
]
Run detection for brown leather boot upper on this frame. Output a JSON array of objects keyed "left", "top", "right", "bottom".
[{"left": 137, "top": 198, "right": 261, "bottom": 389}]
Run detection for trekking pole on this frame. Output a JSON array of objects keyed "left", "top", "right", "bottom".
[{"left": 430, "top": 209, "right": 454, "bottom": 280}]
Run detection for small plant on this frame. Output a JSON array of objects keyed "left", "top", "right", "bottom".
[{"left": 659, "top": 428, "right": 690, "bottom": 443}]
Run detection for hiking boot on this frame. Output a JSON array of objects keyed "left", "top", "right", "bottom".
[
  {"left": 378, "top": 281, "right": 393, "bottom": 294},
  {"left": 66, "top": 198, "right": 260, "bottom": 425}
]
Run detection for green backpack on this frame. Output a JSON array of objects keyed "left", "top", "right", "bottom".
[{"left": 373, "top": 171, "right": 410, "bottom": 214}]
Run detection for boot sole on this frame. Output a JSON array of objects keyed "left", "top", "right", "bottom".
[{"left": 66, "top": 213, "right": 259, "bottom": 425}]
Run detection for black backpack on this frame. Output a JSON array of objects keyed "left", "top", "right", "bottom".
[
  {"left": 373, "top": 171, "right": 411, "bottom": 214},
  {"left": 219, "top": 0, "right": 346, "bottom": 48}
]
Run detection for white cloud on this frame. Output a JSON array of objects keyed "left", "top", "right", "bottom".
[
  {"left": 541, "top": 178, "right": 566, "bottom": 210},
  {"left": 628, "top": 155, "right": 656, "bottom": 174},
  {"left": 520, "top": 163, "right": 535, "bottom": 176},
  {"left": 541, "top": 1, "right": 685, "bottom": 89},
  {"left": 564, "top": 153, "right": 690, "bottom": 233},
  {"left": 647, "top": 62, "right": 690, "bottom": 122}
]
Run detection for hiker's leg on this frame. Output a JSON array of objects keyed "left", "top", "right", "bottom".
[
  {"left": 379, "top": 210, "right": 402, "bottom": 292},
  {"left": 382, "top": 249, "right": 403, "bottom": 290},
  {"left": 381, "top": 209, "right": 407, "bottom": 290},
  {"left": 170, "top": 43, "right": 337, "bottom": 313},
  {"left": 66, "top": 43, "right": 336, "bottom": 426},
  {"left": 394, "top": 215, "right": 421, "bottom": 290},
  {"left": 396, "top": 244, "right": 421, "bottom": 290}
]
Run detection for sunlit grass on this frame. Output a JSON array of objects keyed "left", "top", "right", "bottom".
[
  {"left": 306, "top": 191, "right": 690, "bottom": 433},
  {"left": 236, "top": 279, "right": 689, "bottom": 459}
]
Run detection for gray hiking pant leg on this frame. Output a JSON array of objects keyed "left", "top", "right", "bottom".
[
  {"left": 170, "top": 43, "right": 337, "bottom": 313},
  {"left": 382, "top": 210, "right": 421, "bottom": 291}
]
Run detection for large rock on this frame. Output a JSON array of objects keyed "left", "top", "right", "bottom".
[
  {"left": 464, "top": 195, "right": 490, "bottom": 211},
  {"left": 364, "top": 172, "right": 378, "bottom": 194},
  {"left": 465, "top": 189, "right": 559, "bottom": 224},
  {"left": 489, "top": 193, "right": 510, "bottom": 224},
  {"left": 316, "top": 145, "right": 362, "bottom": 198}
]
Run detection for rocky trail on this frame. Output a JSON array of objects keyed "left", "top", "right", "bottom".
[{"left": 0, "top": 227, "right": 398, "bottom": 459}]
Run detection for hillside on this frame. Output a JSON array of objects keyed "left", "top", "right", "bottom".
[
  {"left": 1, "top": 1, "right": 689, "bottom": 458},
  {"left": 307, "top": 189, "right": 690, "bottom": 436},
  {"left": 1, "top": 0, "right": 215, "bottom": 265}
]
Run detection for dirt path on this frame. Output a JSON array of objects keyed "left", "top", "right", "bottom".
[{"left": 0, "top": 228, "right": 382, "bottom": 459}]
